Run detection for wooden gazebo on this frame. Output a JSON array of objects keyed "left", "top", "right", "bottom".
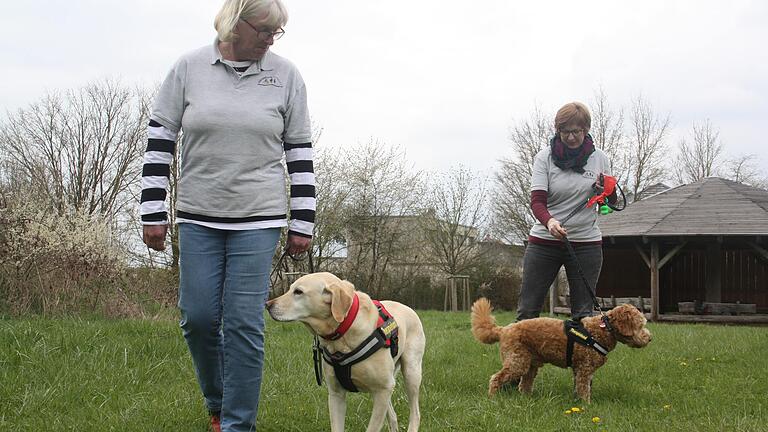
[{"left": 596, "top": 177, "right": 768, "bottom": 323}]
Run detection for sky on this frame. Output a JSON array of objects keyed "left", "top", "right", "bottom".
[{"left": 2, "top": 0, "right": 767, "bottom": 178}]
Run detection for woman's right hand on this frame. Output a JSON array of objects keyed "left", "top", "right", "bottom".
[
  {"left": 143, "top": 225, "right": 168, "bottom": 251},
  {"left": 546, "top": 218, "right": 568, "bottom": 239}
]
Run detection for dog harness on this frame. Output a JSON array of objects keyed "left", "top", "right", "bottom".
[
  {"left": 564, "top": 319, "right": 609, "bottom": 367},
  {"left": 319, "top": 297, "right": 399, "bottom": 392}
]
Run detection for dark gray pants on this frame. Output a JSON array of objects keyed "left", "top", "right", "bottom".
[{"left": 517, "top": 243, "right": 603, "bottom": 321}]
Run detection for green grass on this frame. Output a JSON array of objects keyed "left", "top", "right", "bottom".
[{"left": 1, "top": 311, "right": 767, "bottom": 431}]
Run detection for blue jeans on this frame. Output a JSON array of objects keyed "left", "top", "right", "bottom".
[
  {"left": 178, "top": 224, "right": 280, "bottom": 432},
  {"left": 517, "top": 243, "right": 603, "bottom": 321}
]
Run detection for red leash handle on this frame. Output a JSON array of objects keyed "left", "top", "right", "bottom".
[{"left": 586, "top": 174, "right": 616, "bottom": 208}]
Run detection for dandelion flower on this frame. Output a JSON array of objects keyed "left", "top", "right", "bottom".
[
  {"left": 565, "top": 410, "right": 572, "bottom": 415},
  {"left": 592, "top": 416, "right": 601, "bottom": 423},
  {"left": 696, "top": 357, "right": 702, "bottom": 361},
  {"left": 663, "top": 404, "right": 671, "bottom": 410},
  {"left": 680, "top": 362, "right": 688, "bottom": 366},
  {"left": 571, "top": 407, "right": 582, "bottom": 413}
]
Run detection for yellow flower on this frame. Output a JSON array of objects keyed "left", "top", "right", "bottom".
[
  {"left": 696, "top": 357, "right": 702, "bottom": 361},
  {"left": 565, "top": 410, "right": 572, "bottom": 415},
  {"left": 571, "top": 407, "right": 582, "bottom": 413},
  {"left": 663, "top": 404, "right": 671, "bottom": 410},
  {"left": 592, "top": 416, "right": 601, "bottom": 423},
  {"left": 680, "top": 362, "right": 688, "bottom": 366}
]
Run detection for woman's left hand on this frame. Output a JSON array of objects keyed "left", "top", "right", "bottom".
[{"left": 286, "top": 233, "right": 311, "bottom": 255}]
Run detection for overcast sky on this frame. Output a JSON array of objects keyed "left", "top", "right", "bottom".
[{"left": 2, "top": 0, "right": 766, "bottom": 178}]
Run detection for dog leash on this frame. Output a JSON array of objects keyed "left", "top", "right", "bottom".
[
  {"left": 267, "top": 246, "right": 322, "bottom": 384},
  {"left": 557, "top": 233, "right": 614, "bottom": 332},
  {"left": 312, "top": 335, "right": 324, "bottom": 386},
  {"left": 557, "top": 177, "right": 626, "bottom": 331},
  {"left": 269, "top": 247, "right": 315, "bottom": 293}
]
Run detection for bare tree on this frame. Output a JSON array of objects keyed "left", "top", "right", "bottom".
[
  {"left": 341, "top": 139, "right": 423, "bottom": 297},
  {"left": 626, "top": 95, "right": 671, "bottom": 201},
  {"left": 422, "top": 165, "right": 489, "bottom": 276},
  {"left": 492, "top": 107, "right": 553, "bottom": 243},
  {"left": 590, "top": 87, "right": 627, "bottom": 184},
  {"left": 721, "top": 154, "right": 768, "bottom": 189},
  {"left": 307, "top": 125, "right": 353, "bottom": 271},
  {"left": 674, "top": 119, "right": 723, "bottom": 184},
  {"left": 0, "top": 79, "right": 150, "bottom": 220}
]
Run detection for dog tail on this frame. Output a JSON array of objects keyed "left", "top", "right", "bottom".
[{"left": 471, "top": 298, "right": 502, "bottom": 344}]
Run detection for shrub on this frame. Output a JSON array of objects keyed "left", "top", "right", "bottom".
[{"left": 0, "top": 201, "right": 124, "bottom": 315}]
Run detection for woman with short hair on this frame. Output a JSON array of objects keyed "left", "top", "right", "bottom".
[
  {"left": 517, "top": 102, "right": 613, "bottom": 322},
  {"left": 140, "top": 0, "right": 314, "bottom": 430}
]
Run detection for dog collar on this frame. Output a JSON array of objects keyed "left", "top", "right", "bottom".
[{"left": 323, "top": 293, "right": 360, "bottom": 340}]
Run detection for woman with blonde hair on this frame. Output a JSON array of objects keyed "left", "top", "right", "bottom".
[
  {"left": 140, "top": 0, "right": 315, "bottom": 430},
  {"left": 517, "top": 102, "right": 614, "bottom": 322}
]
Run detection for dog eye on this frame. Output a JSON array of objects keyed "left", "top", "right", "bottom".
[{"left": 293, "top": 289, "right": 303, "bottom": 295}]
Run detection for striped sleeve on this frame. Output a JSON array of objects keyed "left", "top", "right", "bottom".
[
  {"left": 140, "top": 119, "right": 177, "bottom": 224},
  {"left": 284, "top": 142, "right": 315, "bottom": 238}
]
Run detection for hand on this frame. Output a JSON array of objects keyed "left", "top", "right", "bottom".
[
  {"left": 546, "top": 218, "right": 568, "bottom": 239},
  {"left": 143, "top": 224, "right": 168, "bottom": 251},
  {"left": 593, "top": 173, "right": 605, "bottom": 194},
  {"left": 286, "top": 233, "right": 311, "bottom": 256}
]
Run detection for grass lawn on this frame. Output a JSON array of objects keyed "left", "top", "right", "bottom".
[{"left": 1, "top": 310, "right": 767, "bottom": 431}]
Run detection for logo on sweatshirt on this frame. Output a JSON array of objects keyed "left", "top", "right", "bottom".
[
  {"left": 258, "top": 76, "right": 283, "bottom": 87},
  {"left": 583, "top": 170, "right": 596, "bottom": 180}
]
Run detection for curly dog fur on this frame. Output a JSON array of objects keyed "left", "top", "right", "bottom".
[{"left": 471, "top": 298, "right": 651, "bottom": 402}]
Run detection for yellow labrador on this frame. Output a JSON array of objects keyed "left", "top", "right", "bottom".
[{"left": 267, "top": 272, "right": 425, "bottom": 432}]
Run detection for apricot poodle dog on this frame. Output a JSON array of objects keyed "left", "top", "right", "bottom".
[{"left": 471, "top": 298, "right": 651, "bottom": 402}]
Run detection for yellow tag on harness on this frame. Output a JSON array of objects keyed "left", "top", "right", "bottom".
[
  {"left": 381, "top": 321, "right": 398, "bottom": 336},
  {"left": 569, "top": 329, "right": 588, "bottom": 341}
]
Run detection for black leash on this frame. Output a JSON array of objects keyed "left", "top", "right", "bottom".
[
  {"left": 269, "top": 247, "right": 315, "bottom": 294},
  {"left": 556, "top": 179, "right": 626, "bottom": 331},
  {"left": 267, "top": 246, "right": 321, "bottom": 385},
  {"left": 312, "top": 335, "right": 323, "bottom": 386}
]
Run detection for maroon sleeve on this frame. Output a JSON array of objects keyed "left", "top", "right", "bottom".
[{"left": 530, "top": 190, "right": 553, "bottom": 226}]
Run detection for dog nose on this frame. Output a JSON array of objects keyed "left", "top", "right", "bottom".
[{"left": 265, "top": 299, "right": 275, "bottom": 310}]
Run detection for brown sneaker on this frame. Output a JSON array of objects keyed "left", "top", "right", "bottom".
[{"left": 210, "top": 413, "right": 221, "bottom": 432}]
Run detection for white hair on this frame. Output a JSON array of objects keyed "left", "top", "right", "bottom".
[{"left": 214, "top": 0, "right": 288, "bottom": 42}]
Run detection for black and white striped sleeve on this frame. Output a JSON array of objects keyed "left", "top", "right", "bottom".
[
  {"left": 140, "top": 120, "right": 177, "bottom": 224},
  {"left": 284, "top": 142, "right": 315, "bottom": 238}
]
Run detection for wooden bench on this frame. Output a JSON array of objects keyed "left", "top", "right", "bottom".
[
  {"left": 678, "top": 301, "right": 757, "bottom": 315},
  {"left": 558, "top": 295, "right": 651, "bottom": 312}
]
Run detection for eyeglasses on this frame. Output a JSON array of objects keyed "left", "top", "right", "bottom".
[
  {"left": 559, "top": 128, "right": 584, "bottom": 138},
  {"left": 240, "top": 19, "right": 285, "bottom": 41}
]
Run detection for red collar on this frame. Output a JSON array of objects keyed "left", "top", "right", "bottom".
[{"left": 322, "top": 293, "right": 360, "bottom": 340}]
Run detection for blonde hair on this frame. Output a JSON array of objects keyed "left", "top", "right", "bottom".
[
  {"left": 554, "top": 102, "right": 591, "bottom": 132},
  {"left": 214, "top": 0, "right": 288, "bottom": 42}
]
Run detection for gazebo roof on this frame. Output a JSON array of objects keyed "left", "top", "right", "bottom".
[{"left": 600, "top": 177, "right": 768, "bottom": 237}]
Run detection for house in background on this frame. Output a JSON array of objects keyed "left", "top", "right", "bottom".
[
  {"left": 634, "top": 182, "right": 671, "bottom": 201},
  {"left": 595, "top": 177, "right": 768, "bottom": 323}
]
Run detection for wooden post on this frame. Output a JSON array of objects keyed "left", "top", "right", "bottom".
[
  {"left": 548, "top": 275, "right": 558, "bottom": 316},
  {"left": 650, "top": 241, "right": 659, "bottom": 321},
  {"left": 463, "top": 277, "right": 470, "bottom": 311},
  {"left": 445, "top": 275, "right": 470, "bottom": 311},
  {"left": 444, "top": 282, "right": 449, "bottom": 311},
  {"left": 705, "top": 242, "right": 722, "bottom": 302}
]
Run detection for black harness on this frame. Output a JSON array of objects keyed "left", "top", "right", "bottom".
[
  {"left": 317, "top": 301, "right": 399, "bottom": 392},
  {"left": 564, "top": 319, "right": 609, "bottom": 367}
]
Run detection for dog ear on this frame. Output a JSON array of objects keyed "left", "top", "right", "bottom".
[
  {"left": 326, "top": 280, "right": 355, "bottom": 323},
  {"left": 609, "top": 304, "right": 640, "bottom": 337}
]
